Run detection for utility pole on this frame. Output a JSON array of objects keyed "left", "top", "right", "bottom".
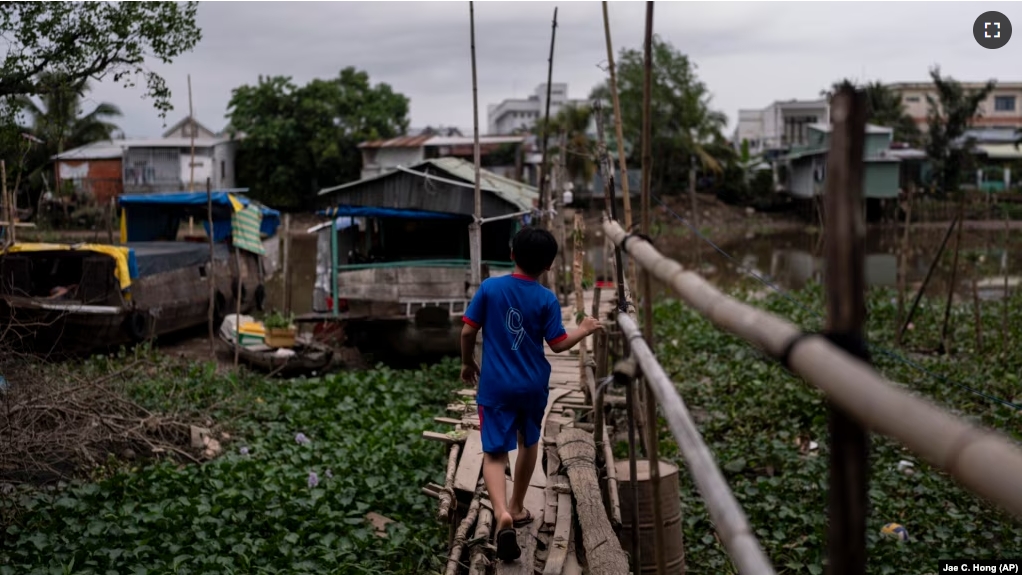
[
  {"left": 537, "top": 8, "right": 558, "bottom": 232},
  {"left": 469, "top": 1, "right": 484, "bottom": 364},
  {"left": 188, "top": 74, "right": 197, "bottom": 235}
]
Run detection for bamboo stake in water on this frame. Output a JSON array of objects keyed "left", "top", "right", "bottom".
[
  {"left": 188, "top": 74, "right": 196, "bottom": 235},
  {"left": 206, "top": 177, "right": 216, "bottom": 359},
  {"left": 468, "top": 0, "right": 483, "bottom": 365}
]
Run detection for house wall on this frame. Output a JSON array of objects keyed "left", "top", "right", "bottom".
[
  {"left": 164, "top": 119, "right": 216, "bottom": 140},
  {"left": 123, "top": 147, "right": 211, "bottom": 193},
  {"left": 212, "top": 140, "right": 238, "bottom": 189},
  {"left": 864, "top": 162, "right": 900, "bottom": 198},
  {"left": 55, "top": 159, "right": 124, "bottom": 204},
  {"left": 893, "top": 82, "right": 1022, "bottom": 131},
  {"left": 787, "top": 159, "right": 817, "bottom": 199}
]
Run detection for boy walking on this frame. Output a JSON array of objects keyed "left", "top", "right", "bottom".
[{"left": 460, "top": 226, "right": 602, "bottom": 562}]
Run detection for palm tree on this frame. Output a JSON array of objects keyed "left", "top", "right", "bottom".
[
  {"left": 18, "top": 72, "right": 122, "bottom": 155},
  {"left": 13, "top": 72, "right": 121, "bottom": 209},
  {"left": 535, "top": 104, "right": 596, "bottom": 189}
]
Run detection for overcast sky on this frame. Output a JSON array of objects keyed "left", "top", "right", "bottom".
[{"left": 86, "top": 1, "right": 1018, "bottom": 139}]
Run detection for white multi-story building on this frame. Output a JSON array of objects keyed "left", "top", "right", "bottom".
[
  {"left": 732, "top": 99, "right": 830, "bottom": 155},
  {"left": 487, "top": 83, "right": 589, "bottom": 135},
  {"left": 887, "top": 81, "right": 1022, "bottom": 132}
]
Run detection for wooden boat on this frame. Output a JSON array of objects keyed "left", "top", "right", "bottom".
[
  {"left": 312, "top": 158, "right": 536, "bottom": 364},
  {"left": 0, "top": 191, "right": 280, "bottom": 354},
  {"left": 218, "top": 314, "right": 335, "bottom": 376},
  {"left": 219, "top": 337, "right": 335, "bottom": 377}
]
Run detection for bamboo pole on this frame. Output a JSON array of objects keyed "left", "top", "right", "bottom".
[
  {"left": 617, "top": 314, "right": 775, "bottom": 575},
  {"left": 1, "top": 160, "right": 9, "bottom": 249},
  {"left": 234, "top": 246, "right": 242, "bottom": 368},
  {"left": 1002, "top": 204, "right": 1010, "bottom": 348},
  {"left": 444, "top": 484, "right": 483, "bottom": 575},
  {"left": 821, "top": 86, "right": 869, "bottom": 575},
  {"left": 537, "top": 8, "right": 559, "bottom": 233},
  {"left": 603, "top": 217, "right": 1022, "bottom": 519},
  {"left": 206, "top": 177, "right": 216, "bottom": 359},
  {"left": 282, "top": 213, "right": 292, "bottom": 315},
  {"left": 188, "top": 74, "right": 196, "bottom": 235},
  {"left": 900, "top": 212, "right": 960, "bottom": 342},
  {"left": 438, "top": 444, "right": 461, "bottom": 521},
  {"left": 971, "top": 275, "right": 983, "bottom": 353},
  {"left": 601, "top": 1, "right": 637, "bottom": 295},
  {"left": 468, "top": 0, "right": 483, "bottom": 365}
]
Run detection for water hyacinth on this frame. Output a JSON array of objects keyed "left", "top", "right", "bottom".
[
  {"left": 239, "top": 446, "right": 250, "bottom": 455},
  {"left": 307, "top": 471, "right": 319, "bottom": 488},
  {"left": 325, "top": 469, "right": 333, "bottom": 479},
  {"left": 295, "top": 432, "right": 310, "bottom": 445}
]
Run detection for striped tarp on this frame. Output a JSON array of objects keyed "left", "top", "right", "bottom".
[{"left": 232, "top": 204, "right": 265, "bottom": 255}]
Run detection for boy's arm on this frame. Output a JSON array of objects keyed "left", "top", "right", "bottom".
[
  {"left": 461, "top": 322, "right": 480, "bottom": 365},
  {"left": 543, "top": 295, "right": 597, "bottom": 353}
]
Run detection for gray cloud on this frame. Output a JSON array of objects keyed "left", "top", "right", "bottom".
[{"left": 85, "top": 2, "right": 1018, "bottom": 138}]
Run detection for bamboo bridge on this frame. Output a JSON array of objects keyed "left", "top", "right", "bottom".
[{"left": 421, "top": 88, "right": 1022, "bottom": 575}]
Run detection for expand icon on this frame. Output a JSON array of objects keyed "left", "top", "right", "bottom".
[{"left": 974, "top": 11, "right": 1012, "bottom": 49}]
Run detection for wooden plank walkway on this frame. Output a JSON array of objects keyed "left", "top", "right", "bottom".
[{"left": 430, "top": 289, "right": 615, "bottom": 575}]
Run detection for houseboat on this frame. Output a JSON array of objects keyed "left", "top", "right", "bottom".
[
  {"left": 311, "top": 157, "right": 538, "bottom": 364},
  {"left": 0, "top": 191, "right": 280, "bottom": 354}
]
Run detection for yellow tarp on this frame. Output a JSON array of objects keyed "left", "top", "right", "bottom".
[{"left": 4, "top": 243, "right": 133, "bottom": 291}]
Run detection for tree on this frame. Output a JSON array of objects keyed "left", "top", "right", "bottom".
[
  {"left": 12, "top": 73, "right": 122, "bottom": 208},
  {"left": 590, "top": 36, "right": 728, "bottom": 196},
  {"left": 227, "top": 67, "right": 410, "bottom": 210},
  {"left": 0, "top": 2, "right": 200, "bottom": 118},
  {"left": 923, "top": 68, "right": 995, "bottom": 195},
  {"left": 535, "top": 103, "right": 595, "bottom": 188},
  {"left": 823, "top": 79, "right": 921, "bottom": 145}
]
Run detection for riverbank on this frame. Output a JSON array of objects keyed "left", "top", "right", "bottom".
[{"left": 2, "top": 285, "right": 1019, "bottom": 573}]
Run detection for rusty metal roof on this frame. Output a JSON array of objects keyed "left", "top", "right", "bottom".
[{"left": 358, "top": 135, "right": 434, "bottom": 149}]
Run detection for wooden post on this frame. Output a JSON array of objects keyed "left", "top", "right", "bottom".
[
  {"left": 234, "top": 246, "right": 242, "bottom": 368},
  {"left": 537, "top": 8, "right": 558, "bottom": 232},
  {"left": 468, "top": 507, "right": 493, "bottom": 575},
  {"left": 900, "top": 212, "right": 959, "bottom": 342},
  {"left": 438, "top": 444, "right": 461, "bottom": 521},
  {"left": 1002, "top": 203, "right": 1010, "bottom": 348},
  {"left": 556, "top": 429, "right": 630, "bottom": 575},
  {"left": 107, "top": 197, "right": 115, "bottom": 244},
  {"left": 444, "top": 485, "right": 483, "bottom": 575},
  {"left": 639, "top": 0, "right": 654, "bottom": 348},
  {"left": 468, "top": 0, "right": 483, "bottom": 365},
  {"left": 602, "top": 1, "right": 637, "bottom": 295},
  {"left": 188, "top": 74, "right": 196, "bottom": 236},
  {"left": 206, "top": 177, "right": 216, "bottom": 359},
  {"left": 939, "top": 193, "right": 966, "bottom": 354},
  {"left": 1, "top": 160, "right": 8, "bottom": 247},
  {"left": 282, "top": 213, "right": 292, "bottom": 315},
  {"left": 895, "top": 184, "right": 914, "bottom": 346},
  {"left": 330, "top": 217, "right": 339, "bottom": 318},
  {"left": 573, "top": 213, "right": 588, "bottom": 379},
  {"left": 821, "top": 86, "right": 869, "bottom": 575}
]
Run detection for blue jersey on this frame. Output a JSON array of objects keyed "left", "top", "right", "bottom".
[{"left": 462, "top": 273, "right": 567, "bottom": 407}]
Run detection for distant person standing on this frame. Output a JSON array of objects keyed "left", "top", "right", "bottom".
[{"left": 459, "top": 226, "right": 602, "bottom": 561}]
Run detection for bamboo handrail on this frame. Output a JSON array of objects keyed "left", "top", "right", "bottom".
[
  {"left": 603, "top": 217, "right": 1022, "bottom": 519},
  {"left": 617, "top": 313, "right": 776, "bottom": 575}
]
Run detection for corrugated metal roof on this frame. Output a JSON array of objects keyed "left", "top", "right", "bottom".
[
  {"left": 53, "top": 137, "right": 229, "bottom": 161},
  {"left": 318, "top": 157, "right": 538, "bottom": 212},
  {"left": 808, "top": 123, "right": 893, "bottom": 134},
  {"left": 425, "top": 135, "right": 526, "bottom": 147},
  {"left": 52, "top": 141, "right": 125, "bottom": 161},
  {"left": 357, "top": 135, "right": 434, "bottom": 149},
  {"left": 422, "top": 157, "right": 537, "bottom": 211},
  {"left": 977, "top": 144, "right": 1022, "bottom": 159}
]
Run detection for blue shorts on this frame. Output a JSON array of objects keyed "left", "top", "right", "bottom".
[{"left": 478, "top": 402, "right": 545, "bottom": 454}]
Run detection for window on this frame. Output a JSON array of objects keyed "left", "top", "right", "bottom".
[
  {"left": 220, "top": 161, "right": 226, "bottom": 180},
  {"left": 905, "top": 96, "right": 921, "bottom": 103},
  {"left": 995, "top": 96, "right": 1016, "bottom": 112}
]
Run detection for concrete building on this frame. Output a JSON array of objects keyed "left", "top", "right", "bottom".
[
  {"left": 732, "top": 99, "right": 831, "bottom": 156},
  {"left": 52, "top": 116, "right": 239, "bottom": 202},
  {"left": 487, "top": 83, "right": 589, "bottom": 135},
  {"left": 888, "top": 81, "right": 1022, "bottom": 131}
]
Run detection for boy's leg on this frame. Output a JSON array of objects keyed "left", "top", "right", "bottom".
[
  {"left": 479, "top": 405, "right": 519, "bottom": 532},
  {"left": 507, "top": 399, "right": 545, "bottom": 522}
]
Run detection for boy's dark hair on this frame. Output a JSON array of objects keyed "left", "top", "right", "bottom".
[{"left": 511, "top": 226, "right": 558, "bottom": 277}]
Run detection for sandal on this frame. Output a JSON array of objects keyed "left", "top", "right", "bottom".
[
  {"left": 495, "top": 528, "right": 521, "bottom": 562},
  {"left": 511, "top": 509, "right": 534, "bottom": 528}
]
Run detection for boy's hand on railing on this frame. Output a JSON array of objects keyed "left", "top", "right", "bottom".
[
  {"left": 460, "top": 360, "right": 480, "bottom": 385},
  {"left": 580, "top": 316, "right": 604, "bottom": 335}
]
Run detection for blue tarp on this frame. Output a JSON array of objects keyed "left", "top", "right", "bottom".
[
  {"left": 318, "top": 206, "right": 467, "bottom": 220},
  {"left": 118, "top": 191, "right": 281, "bottom": 240}
]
